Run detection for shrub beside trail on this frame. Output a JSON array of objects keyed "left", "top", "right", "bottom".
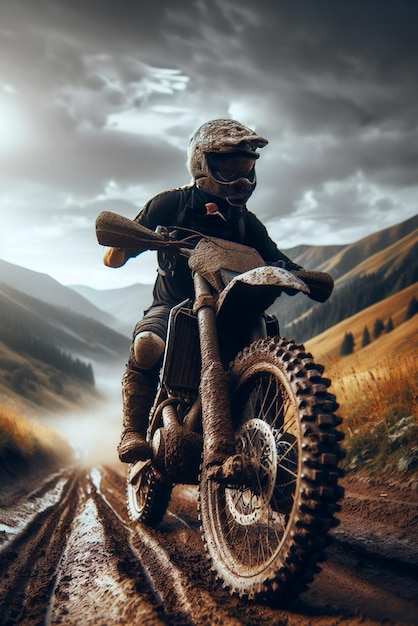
[
  {"left": 330, "top": 354, "right": 418, "bottom": 478},
  {"left": 0, "top": 404, "right": 73, "bottom": 482}
]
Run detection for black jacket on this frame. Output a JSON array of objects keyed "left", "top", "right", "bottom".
[{"left": 131, "top": 185, "right": 299, "bottom": 308}]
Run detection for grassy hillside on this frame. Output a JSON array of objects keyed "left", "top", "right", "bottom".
[
  {"left": 0, "top": 403, "right": 73, "bottom": 489},
  {"left": 283, "top": 243, "right": 345, "bottom": 271},
  {"left": 271, "top": 214, "right": 418, "bottom": 341},
  {"left": 333, "top": 228, "right": 418, "bottom": 289},
  {"left": 306, "top": 283, "right": 418, "bottom": 478},
  {"left": 306, "top": 282, "right": 417, "bottom": 363},
  {"left": 0, "top": 283, "right": 130, "bottom": 361},
  {"left": 0, "top": 339, "right": 103, "bottom": 414},
  {"left": 0, "top": 258, "right": 115, "bottom": 326},
  {"left": 0, "top": 282, "right": 130, "bottom": 411},
  {"left": 317, "top": 213, "right": 418, "bottom": 280}
]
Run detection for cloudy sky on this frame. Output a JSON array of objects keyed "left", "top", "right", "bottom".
[{"left": 0, "top": 0, "right": 417, "bottom": 290}]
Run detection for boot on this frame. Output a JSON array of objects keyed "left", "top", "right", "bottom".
[{"left": 117, "top": 367, "right": 157, "bottom": 463}]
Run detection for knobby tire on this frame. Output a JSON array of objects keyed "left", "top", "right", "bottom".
[
  {"left": 126, "top": 463, "right": 172, "bottom": 528},
  {"left": 198, "top": 336, "right": 345, "bottom": 600}
]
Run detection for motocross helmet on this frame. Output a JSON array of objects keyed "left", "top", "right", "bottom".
[{"left": 187, "top": 119, "right": 268, "bottom": 206}]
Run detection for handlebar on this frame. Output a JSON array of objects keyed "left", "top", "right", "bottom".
[
  {"left": 95, "top": 210, "right": 334, "bottom": 302},
  {"left": 95, "top": 210, "right": 193, "bottom": 256}
]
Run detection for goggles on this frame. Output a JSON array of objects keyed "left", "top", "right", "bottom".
[{"left": 206, "top": 153, "right": 257, "bottom": 183}]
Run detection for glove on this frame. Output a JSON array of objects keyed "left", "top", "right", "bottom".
[{"left": 292, "top": 270, "right": 334, "bottom": 303}]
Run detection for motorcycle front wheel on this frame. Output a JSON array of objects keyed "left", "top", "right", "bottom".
[{"left": 198, "top": 336, "right": 344, "bottom": 601}]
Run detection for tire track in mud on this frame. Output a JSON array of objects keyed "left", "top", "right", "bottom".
[
  {"left": 111, "top": 473, "right": 418, "bottom": 626},
  {"left": 298, "top": 479, "right": 418, "bottom": 626},
  {"left": 301, "top": 536, "right": 418, "bottom": 625},
  {"left": 127, "top": 479, "right": 418, "bottom": 626},
  {"left": 0, "top": 465, "right": 417, "bottom": 626},
  {"left": 48, "top": 467, "right": 166, "bottom": 626},
  {"left": 0, "top": 470, "right": 79, "bottom": 625},
  {"left": 130, "top": 521, "right": 240, "bottom": 625},
  {"left": 92, "top": 468, "right": 247, "bottom": 625}
]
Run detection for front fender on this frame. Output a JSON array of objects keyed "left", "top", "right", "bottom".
[{"left": 216, "top": 266, "right": 310, "bottom": 328}]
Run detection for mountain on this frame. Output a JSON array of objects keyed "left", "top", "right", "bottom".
[
  {"left": 71, "top": 282, "right": 153, "bottom": 335},
  {"left": 282, "top": 244, "right": 345, "bottom": 272},
  {"left": 65, "top": 214, "right": 418, "bottom": 344},
  {"left": 0, "top": 259, "right": 116, "bottom": 328},
  {"left": 0, "top": 283, "right": 130, "bottom": 361},
  {"left": 72, "top": 244, "right": 345, "bottom": 331},
  {"left": 73, "top": 214, "right": 418, "bottom": 344},
  {"left": 269, "top": 214, "right": 418, "bottom": 340},
  {"left": 311, "top": 213, "right": 418, "bottom": 283},
  {"left": 0, "top": 282, "right": 130, "bottom": 412}
]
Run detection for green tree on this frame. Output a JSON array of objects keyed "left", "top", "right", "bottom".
[
  {"left": 361, "top": 325, "right": 371, "bottom": 347},
  {"left": 340, "top": 331, "right": 355, "bottom": 356},
  {"left": 385, "top": 317, "right": 394, "bottom": 333},
  {"left": 372, "top": 318, "right": 385, "bottom": 339},
  {"left": 405, "top": 296, "right": 418, "bottom": 321}
]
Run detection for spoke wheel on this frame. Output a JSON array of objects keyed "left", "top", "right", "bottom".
[
  {"left": 225, "top": 419, "right": 277, "bottom": 526},
  {"left": 199, "top": 337, "right": 344, "bottom": 600},
  {"left": 127, "top": 462, "right": 172, "bottom": 528}
]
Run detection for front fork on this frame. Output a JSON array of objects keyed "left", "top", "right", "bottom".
[{"left": 193, "top": 273, "right": 266, "bottom": 484}]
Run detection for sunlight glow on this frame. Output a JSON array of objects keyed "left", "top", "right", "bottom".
[{"left": 107, "top": 107, "right": 187, "bottom": 142}]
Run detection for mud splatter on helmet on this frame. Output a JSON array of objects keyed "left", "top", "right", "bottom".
[{"left": 187, "top": 119, "right": 268, "bottom": 205}]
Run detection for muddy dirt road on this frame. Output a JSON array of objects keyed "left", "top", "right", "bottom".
[{"left": 0, "top": 465, "right": 417, "bottom": 626}]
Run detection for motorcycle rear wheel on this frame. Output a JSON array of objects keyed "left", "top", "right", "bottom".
[
  {"left": 198, "top": 336, "right": 344, "bottom": 600},
  {"left": 126, "top": 462, "right": 172, "bottom": 527}
]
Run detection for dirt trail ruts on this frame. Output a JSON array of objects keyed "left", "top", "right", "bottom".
[{"left": 0, "top": 465, "right": 417, "bottom": 626}]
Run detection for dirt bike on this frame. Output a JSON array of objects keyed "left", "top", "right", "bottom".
[{"left": 95, "top": 210, "right": 345, "bottom": 601}]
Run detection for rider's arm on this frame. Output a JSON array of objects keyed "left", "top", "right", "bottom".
[
  {"left": 103, "top": 247, "right": 127, "bottom": 267},
  {"left": 245, "top": 211, "right": 304, "bottom": 270},
  {"left": 133, "top": 188, "right": 185, "bottom": 230},
  {"left": 245, "top": 213, "right": 334, "bottom": 302},
  {"left": 103, "top": 190, "right": 182, "bottom": 268}
]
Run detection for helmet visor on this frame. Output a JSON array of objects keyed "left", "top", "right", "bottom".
[{"left": 206, "top": 153, "right": 256, "bottom": 183}]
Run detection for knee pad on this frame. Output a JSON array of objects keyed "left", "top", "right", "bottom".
[{"left": 133, "top": 331, "right": 165, "bottom": 370}]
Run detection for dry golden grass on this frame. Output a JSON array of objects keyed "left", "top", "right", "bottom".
[
  {"left": 331, "top": 353, "right": 416, "bottom": 444},
  {"left": 0, "top": 403, "right": 73, "bottom": 478},
  {"left": 1, "top": 404, "right": 54, "bottom": 453},
  {"left": 306, "top": 283, "right": 418, "bottom": 475},
  {"left": 307, "top": 282, "right": 417, "bottom": 364}
]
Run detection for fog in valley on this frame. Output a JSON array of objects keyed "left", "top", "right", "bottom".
[{"left": 39, "top": 359, "right": 126, "bottom": 466}]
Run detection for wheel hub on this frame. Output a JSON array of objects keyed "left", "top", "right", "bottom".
[{"left": 225, "top": 418, "right": 277, "bottom": 525}]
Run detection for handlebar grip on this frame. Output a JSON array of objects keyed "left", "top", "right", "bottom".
[
  {"left": 95, "top": 211, "right": 165, "bottom": 250},
  {"left": 293, "top": 270, "right": 334, "bottom": 302}
]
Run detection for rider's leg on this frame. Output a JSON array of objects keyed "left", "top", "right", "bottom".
[
  {"left": 118, "top": 304, "right": 172, "bottom": 463},
  {"left": 118, "top": 331, "right": 165, "bottom": 463},
  {"left": 118, "top": 331, "right": 164, "bottom": 463}
]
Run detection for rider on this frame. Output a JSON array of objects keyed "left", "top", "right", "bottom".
[{"left": 103, "top": 119, "right": 306, "bottom": 464}]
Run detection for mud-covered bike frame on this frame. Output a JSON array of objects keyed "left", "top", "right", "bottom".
[{"left": 96, "top": 210, "right": 345, "bottom": 601}]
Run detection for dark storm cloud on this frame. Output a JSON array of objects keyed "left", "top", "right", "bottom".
[
  {"left": 0, "top": 0, "right": 417, "bottom": 287},
  {"left": 2, "top": 126, "right": 186, "bottom": 195}
]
